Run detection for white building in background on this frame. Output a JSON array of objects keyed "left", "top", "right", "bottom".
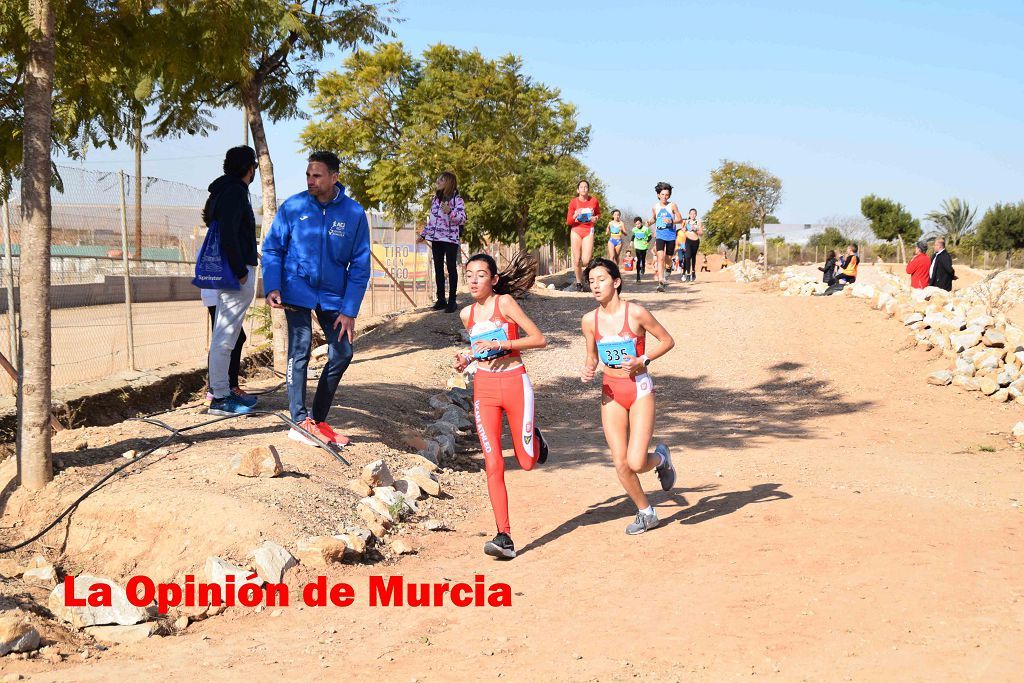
[{"left": 758, "top": 223, "right": 826, "bottom": 245}]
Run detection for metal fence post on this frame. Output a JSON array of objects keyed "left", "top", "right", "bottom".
[
  {"left": 117, "top": 171, "right": 137, "bottom": 371},
  {"left": 2, "top": 200, "right": 17, "bottom": 372}
]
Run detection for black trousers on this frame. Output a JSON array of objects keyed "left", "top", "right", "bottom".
[
  {"left": 635, "top": 249, "right": 647, "bottom": 275},
  {"left": 431, "top": 241, "right": 460, "bottom": 304},
  {"left": 208, "top": 305, "right": 245, "bottom": 389}
]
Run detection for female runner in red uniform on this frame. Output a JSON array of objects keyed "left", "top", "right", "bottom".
[
  {"left": 580, "top": 258, "right": 677, "bottom": 534},
  {"left": 454, "top": 253, "right": 549, "bottom": 558}
]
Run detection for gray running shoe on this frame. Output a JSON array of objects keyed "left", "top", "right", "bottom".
[
  {"left": 654, "top": 443, "right": 676, "bottom": 491},
  {"left": 625, "top": 510, "right": 659, "bottom": 535}
]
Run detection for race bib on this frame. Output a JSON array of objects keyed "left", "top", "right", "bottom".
[
  {"left": 470, "top": 327, "right": 509, "bottom": 360},
  {"left": 578, "top": 211, "right": 592, "bottom": 223},
  {"left": 597, "top": 337, "right": 638, "bottom": 368},
  {"left": 656, "top": 209, "right": 673, "bottom": 228}
]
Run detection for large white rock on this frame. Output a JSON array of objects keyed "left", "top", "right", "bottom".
[
  {"left": 48, "top": 575, "right": 157, "bottom": 628},
  {"left": 360, "top": 459, "right": 394, "bottom": 487},
  {"left": 927, "top": 370, "right": 953, "bottom": 386},
  {"left": 83, "top": 622, "right": 160, "bottom": 644},
  {"left": 252, "top": 541, "right": 297, "bottom": 584}
]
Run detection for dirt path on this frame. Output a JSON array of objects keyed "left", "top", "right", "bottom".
[{"left": 8, "top": 268, "right": 1024, "bottom": 681}]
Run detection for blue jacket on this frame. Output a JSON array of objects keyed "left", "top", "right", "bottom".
[{"left": 262, "top": 183, "right": 371, "bottom": 318}]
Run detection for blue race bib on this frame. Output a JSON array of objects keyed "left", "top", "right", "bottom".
[
  {"left": 578, "top": 211, "right": 592, "bottom": 223},
  {"left": 597, "top": 337, "right": 638, "bottom": 368},
  {"left": 470, "top": 327, "right": 510, "bottom": 360}
]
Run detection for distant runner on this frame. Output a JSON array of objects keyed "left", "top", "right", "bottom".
[
  {"left": 646, "top": 182, "right": 683, "bottom": 292},
  {"left": 566, "top": 179, "right": 600, "bottom": 292},
  {"left": 630, "top": 216, "right": 652, "bottom": 283},
  {"left": 606, "top": 209, "right": 625, "bottom": 264},
  {"left": 580, "top": 258, "right": 677, "bottom": 535},
  {"left": 680, "top": 208, "right": 703, "bottom": 282}
]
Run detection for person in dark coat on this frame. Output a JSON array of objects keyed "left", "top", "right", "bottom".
[
  {"left": 818, "top": 250, "right": 837, "bottom": 285},
  {"left": 928, "top": 237, "right": 955, "bottom": 291}
]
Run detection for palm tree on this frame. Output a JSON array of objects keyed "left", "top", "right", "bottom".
[{"left": 925, "top": 198, "right": 977, "bottom": 246}]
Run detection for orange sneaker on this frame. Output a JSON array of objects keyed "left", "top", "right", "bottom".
[
  {"left": 316, "top": 421, "right": 351, "bottom": 446},
  {"left": 288, "top": 417, "right": 320, "bottom": 446}
]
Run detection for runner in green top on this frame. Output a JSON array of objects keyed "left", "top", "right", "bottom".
[{"left": 630, "top": 217, "right": 652, "bottom": 283}]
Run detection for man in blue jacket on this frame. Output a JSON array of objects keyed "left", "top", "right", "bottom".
[{"left": 262, "top": 151, "right": 371, "bottom": 446}]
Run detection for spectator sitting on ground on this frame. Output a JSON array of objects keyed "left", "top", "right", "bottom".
[
  {"left": 818, "top": 249, "right": 837, "bottom": 286},
  {"left": 836, "top": 244, "right": 859, "bottom": 284},
  {"left": 928, "top": 237, "right": 956, "bottom": 291},
  {"left": 622, "top": 250, "right": 636, "bottom": 272},
  {"left": 906, "top": 240, "right": 930, "bottom": 289}
]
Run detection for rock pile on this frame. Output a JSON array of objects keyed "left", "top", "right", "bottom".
[
  {"left": 775, "top": 268, "right": 1024, "bottom": 408},
  {"left": 727, "top": 259, "right": 763, "bottom": 283}
]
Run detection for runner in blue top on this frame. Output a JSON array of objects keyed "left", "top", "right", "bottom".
[
  {"left": 605, "top": 209, "right": 625, "bottom": 264},
  {"left": 646, "top": 182, "right": 683, "bottom": 292}
]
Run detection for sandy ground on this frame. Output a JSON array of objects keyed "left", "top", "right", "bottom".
[{"left": 3, "top": 266, "right": 1023, "bottom": 681}]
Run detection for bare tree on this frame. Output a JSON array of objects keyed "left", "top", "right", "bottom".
[{"left": 18, "top": 0, "right": 56, "bottom": 490}]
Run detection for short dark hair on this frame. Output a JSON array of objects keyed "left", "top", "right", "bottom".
[
  {"left": 223, "top": 146, "right": 257, "bottom": 178},
  {"left": 611, "top": 208, "right": 620, "bottom": 216},
  {"left": 633, "top": 216, "right": 643, "bottom": 224},
  {"left": 655, "top": 181, "right": 672, "bottom": 196},
  {"left": 584, "top": 257, "right": 623, "bottom": 294},
  {"left": 307, "top": 151, "right": 341, "bottom": 173}
]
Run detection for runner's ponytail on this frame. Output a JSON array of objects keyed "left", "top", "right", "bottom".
[{"left": 466, "top": 252, "right": 537, "bottom": 299}]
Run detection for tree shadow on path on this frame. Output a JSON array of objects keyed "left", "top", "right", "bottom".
[{"left": 517, "top": 482, "right": 791, "bottom": 557}]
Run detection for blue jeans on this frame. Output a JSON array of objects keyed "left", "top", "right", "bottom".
[{"left": 284, "top": 306, "right": 354, "bottom": 423}]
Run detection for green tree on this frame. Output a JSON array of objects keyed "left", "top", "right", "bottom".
[
  {"left": 702, "top": 197, "right": 754, "bottom": 260},
  {"left": 303, "top": 42, "right": 595, "bottom": 252},
  {"left": 976, "top": 202, "right": 1024, "bottom": 269},
  {"left": 924, "top": 197, "right": 977, "bottom": 247},
  {"left": 807, "top": 227, "right": 847, "bottom": 252},
  {"left": 860, "top": 194, "right": 921, "bottom": 264},
  {"left": 707, "top": 160, "right": 782, "bottom": 270}
]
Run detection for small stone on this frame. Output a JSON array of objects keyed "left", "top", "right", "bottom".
[
  {"left": 955, "top": 357, "right": 975, "bottom": 377},
  {"left": 173, "top": 615, "right": 189, "bottom": 631},
  {"left": 347, "top": 479, "right": 373, "bottom": 497},
  {"left": 1012, "top": 422, "right": 1024, "bottom": 440},
  {"left": 978, "top": 377, "right": 1000, "bottom": 396},
  {"left": 229, "top": 445, "right": 283, "bottom": 478},
  {"left": 360, "top": 459, "right": 394, "bottom": 487},
  {"left": 414, "top": 444, "right": 441, "bottom": 467},
  {"left": 152, "top": 447, "right": 170, "bottom": 457},
  {"left": 252, "top": 541, "right": 297, "bottom": 583},
  {"left": 992, "top": 389, "right": 1011, "bottom": 402},
  {"left": 294, "top": 536, "right": 348, "bottom": 567},
  {"left": 423, "top": 519, "right": 445, "bottom": 531},
  {"left": 375, "top": 486, "right": 417, "bottom": 514},
  {"left": 270, "top": 609, "right": 284, "bottom": 617},
  {"left": 358, "top": 496, "right": 397, "bottom": 525},
  {"left": 903, "top": 312, "right": 925, "bottom": 325},
  {"left": 983, "top": 330, "right": 1006, "bottom": 348},
  {"left": 407, "top": 453, "right": 440, "bottom": 472},
  {"left": 446, "top": 373, "right": 468, "bottom": 390},
  {"left": 404, "top": 466, "right": 441, "bottom": 497},
  {"left": 952, "top": 375, "right": 980, "bottom": 391},
  {"left": 312, "top": 344, "right": 329, "bottom": 359},
  {"left": 949, "top": 332, "right": 982, "bottom": 353},
  {"left": 390, "top": 539, "right": 414, "bottom": 555},
  {"left": 969, "top": 314, "right": 995, "bottom": 330},
  {"left": 83, "top": 622, "right": 160, "bottom": 644},
  {"left": 432, "top": 433, "right": 456, "bottom": 457},
  {"left": 365, "top": 518, "right": 388, "bottom": 539},
  {"left": 0, "top": 616, "right": 41, "bottom": 655},
  {"left": 206, "top": 556, "right": 263, "bottom": 589},
  {"left": 394, "top": 478, "right": 424, "bottom": 501},
  {"left": 49, "top": 575, "right": 157, "bottom": 628},
  {"left": 333, "top": 533, "right": 367, "bottom": 561},
  {"left": 121, "top": 449, "right": 138, "bottom": 460},
  {"left": 927, "top": 370, "right": 953, "bottom": 386},
  {"left": 0, "top": 558, "right": 22, "bottom": 578},
  {"left": 426, "top": 420, "right": 458, "bottom": 439}
]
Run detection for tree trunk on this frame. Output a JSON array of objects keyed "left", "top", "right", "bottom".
[
  {"left": 242, "top": 81, "right": 286, "bottom": 372},
  {"left": 515, "top": 208, "right": 528, "bottom": 253},
  {"left": 133, "top": 112, "right": 142, "bottom": 260},
  {"left": 18, "top": 0, "right": 55, "bottom": 491}
]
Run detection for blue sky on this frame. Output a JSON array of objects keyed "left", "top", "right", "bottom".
[{"left": 62, "top": 0, "right": 1024, "bottom": 227}]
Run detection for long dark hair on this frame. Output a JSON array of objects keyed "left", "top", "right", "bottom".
[
  {"left": 584, "top": 257, "right": 623, "bottom": 294},
  {"left": 435, "top": 171, "right": 458, "bottom": 201},
  {"left": 466, "top": 252, "right": 537, "bottom": 299}
]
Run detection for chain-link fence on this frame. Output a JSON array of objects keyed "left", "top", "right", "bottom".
[{"left": 0, "top": 166, "right": 576, "bottom": 397}]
